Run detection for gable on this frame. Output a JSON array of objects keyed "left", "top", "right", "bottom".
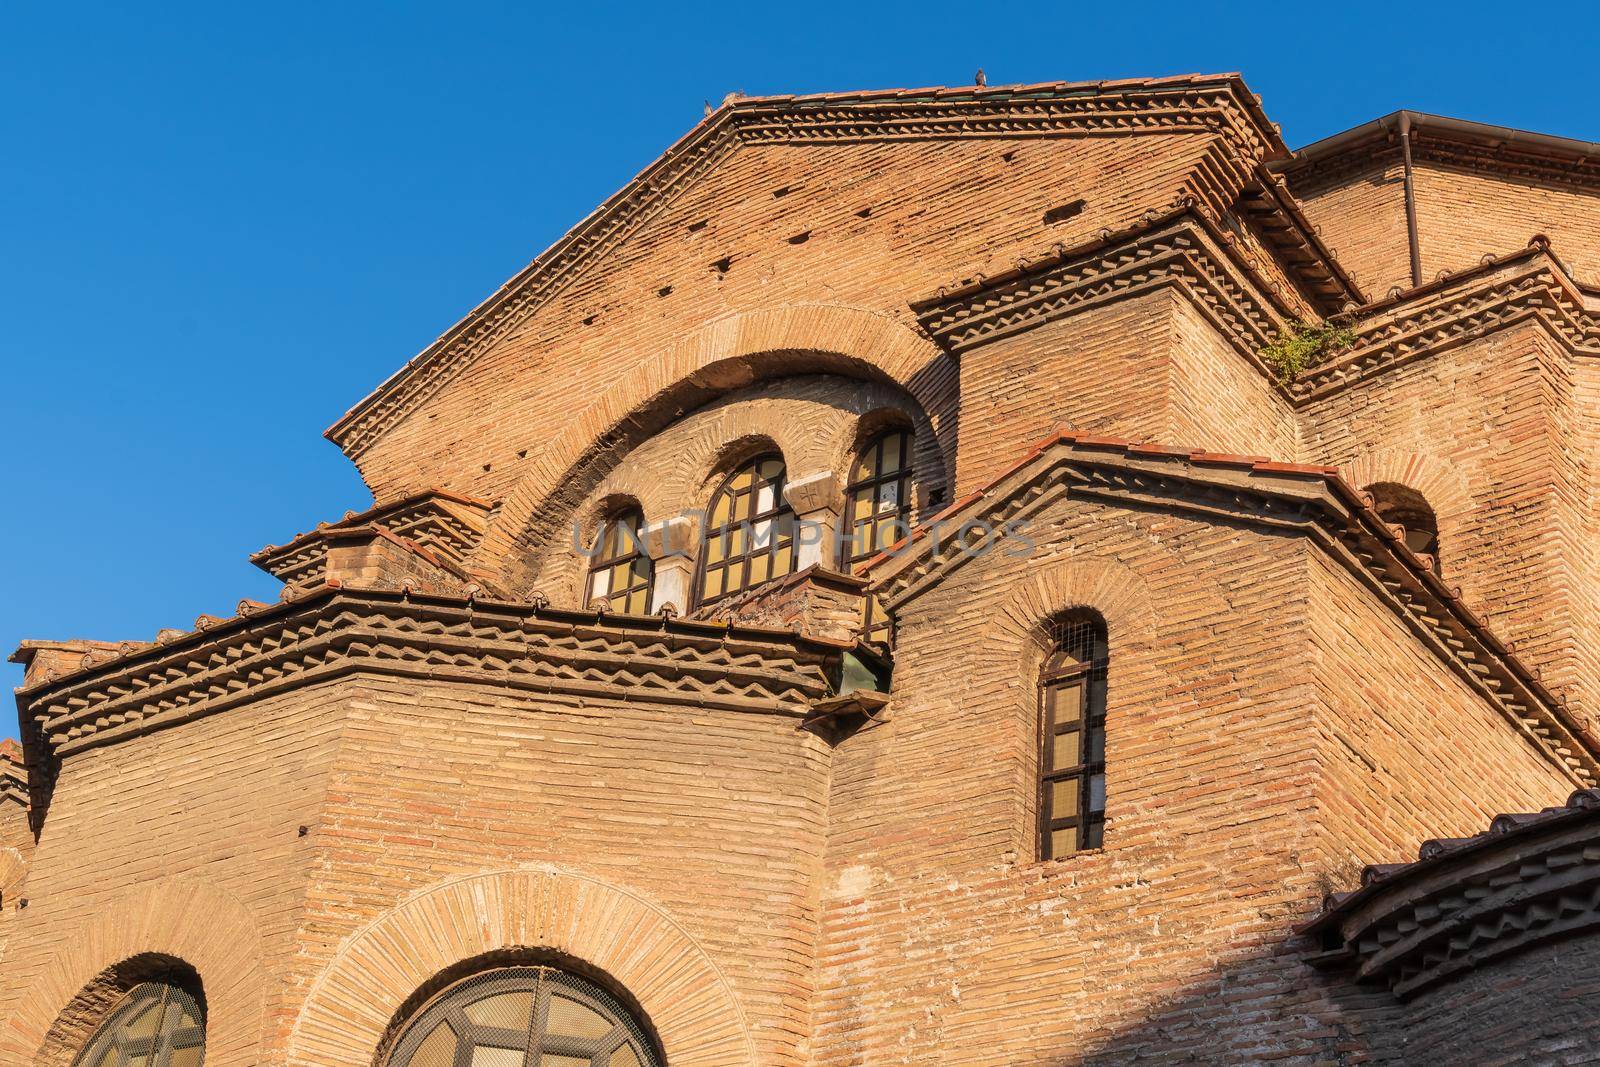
[{"left": 328, "top": 76, "right": 1321, "bottom": 501}]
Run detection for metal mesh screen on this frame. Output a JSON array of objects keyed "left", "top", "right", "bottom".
[
  {"left": 387, "top": 965, "right": 661, "bottom": 1067},
  {"left": 71, "top": 981, "right": 206, "bottom": 1067},
  {"left": 1039, "top": 611, "right": 1108, "bottom": 858}
]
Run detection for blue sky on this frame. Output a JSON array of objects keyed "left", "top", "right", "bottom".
[{"left": 4, "top": 1, "right": 1598, "bottom": 740}]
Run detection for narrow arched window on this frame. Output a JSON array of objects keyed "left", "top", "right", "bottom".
[
  {"left": 1038, "top": 613, "right": 1108, "bottom": 859},
  {"left": 72, "top": 980, "right": 206, "bottom": 1067},
  {"left": 386, "top": 965, "right": 660, "bottom": 1067},
  {"left": 1367, "top": 482, "right": 1440, "bottom": 567},
  {"left": 586, "top": 508, "right": 653, "bottom": 614},
  {"left": 698, "top": 454, "right": 796, "bottom": 605},
  {"left": 844, "top": 430, "right": 914, "bottom": 643}
]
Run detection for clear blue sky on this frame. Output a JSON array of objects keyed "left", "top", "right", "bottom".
[{"left": 4, "top": 1, "right": 1598, "bottom": 741}]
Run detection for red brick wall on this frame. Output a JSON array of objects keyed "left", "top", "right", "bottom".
[
  {"left": 1299, "top": 320, "right": 1600, "bottom": 735},
  {"left": 278, "top": 675, "right": 834, "bottom": 1065},
  {"left": 1413, "top": 160, "right": 1600, "bottom": 286},
  {"left": 1289, "top": 160, "right": 1411, "bottom": 297},
  {"left": 0, "top": 685, "right": 350, "bottom": 1064},
  {"left": 351, "top": 134, "right": 1222, "bottom": 504},
  {"left": 954, "top": 289, "right": 1298, "bottom": 496},
  {"left": 1399, "top": 934, "right": 1600, "bottom": 1065},
  {"left": 1305, "top": 546, "right": 1577, "bottom": 891}
]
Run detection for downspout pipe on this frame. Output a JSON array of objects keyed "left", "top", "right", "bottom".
[{"left": 1400, "top": 112, "right": 1424, "bottom": 287}]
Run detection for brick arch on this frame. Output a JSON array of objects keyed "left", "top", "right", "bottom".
[
  {"left": 1342, "top": 448, "right": 1473, "bottom": 573},
  {"left": 0, "top": 877, "right": 265, "bottom": 1066},
  {"left": 285, "top": 865, "right": 757, "bottom": 1067},
  {"left": 1341, "top": 450, "right": 1473, "bottom": 522},
  {"left": 477, "top": 303, "right": 953, "bottom": 592},
  {"left": 980, "top": 554, "right": 1158, "bottom": 658}
]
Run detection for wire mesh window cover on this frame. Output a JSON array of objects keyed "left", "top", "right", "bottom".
[
  {"left": 844, "top": 431, "right": 913, "bottom": 645},
  {"left": 1038, "top": 614, "right": 1108, "bottom": 860},
  {"left": 386, "top": 966, "right": 661, "bottom": 1067},
  {"left": 585, "top": 509, "right": 654, "bottom": 614},
  {"left": 698, "top": 454, "right": 797, "bottom": 605},
  {"left": 71, "top": 981, "right": 206, "bottom": 1067}
]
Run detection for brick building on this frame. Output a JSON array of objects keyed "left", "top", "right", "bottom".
[{"left": 5, "top": 74, "right": 1600, "bottom": 1064}]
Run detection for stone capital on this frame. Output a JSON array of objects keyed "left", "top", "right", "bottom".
[
  {"left": 642, "top": 516, "right": 697, "bottom": 561},
  {"left": 783, "top": 471, "right": 842, "bottom": 518}
]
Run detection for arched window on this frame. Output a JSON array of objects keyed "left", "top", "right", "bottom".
[
  {"left": 1367, "top": 482, "right": 1440, "bottom": 566},
  {"left": 698, "top": 454, "right": 796, "bottom": 605},
  {"left": 585, "top": 508, "right": 654, "bottom": 614},
  {"left": 72, "top": 980, "right": 205, "bottom": 1067},
  {"left": 844, "top": 430, "right": 914, "bottom": 644},
  {"left": 386, "top": 965, "right": 660, "bottom": 1067},
  {"left": 1038, "top": 613, "right": 1108, "bottom": 859}
]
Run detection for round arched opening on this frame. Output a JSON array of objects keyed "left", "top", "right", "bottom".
[
  {"left": 382, "top": 963, "right": 662, "bottom": 1067},
  {"left": 1366, "top": 482, "right": 1440, "bottom": 566},
  {"left": 51, "top": 955, "right": 207, "bottom": 1067}
]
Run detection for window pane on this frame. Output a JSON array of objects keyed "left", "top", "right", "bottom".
[
  {"left": 1051, "top": 827, "right": 1078, "bottom": 857},
  {"left": 699, "top": 455, "right": 796, "bottom": 604},
  {"left": 1051, "top": 730, "right": 1080, "bottom": 769},
  {"left": 408, "top": 1023, "right": 458, "bottom": 1067},
  {"left": 390, "top": 968, "right": 658, "bottom": 1067},
  {"left": 168, "top": 1048, "right": 204, "bottom": 1067},
  {"left": 125, "top": 1002, "right": 162, "bottom": 1039},
  {"left": 1050, "top": 777, "right": 1080, "bottom": 817},
  {"left": 1088, "top": 773, "right": 1106, "bottom": 812},
  {"left": 547, "top": 993, "right": 613, "bottom": 1039},
  {"left": 465, "top": 991, "right": 535, "bottom": 1029}
]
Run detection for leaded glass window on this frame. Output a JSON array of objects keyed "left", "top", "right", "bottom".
[
  {"left": 585, "top": 509, "right": 653, "bottom": 614},
  {"left": 697, "top": 454, "right": 796, "bottom": 605},
  {"left": 71, "top": 981, "right": 206, "bottom": 1067},
  {"left": 1038, "top": 613, "right": 1108, "bottom": 859},
  {"left": 843, "top": 430, "right": 913, "bottom": 644},
  {"left": 386, "top": 966, "right": 659, "bottom": 1067}
]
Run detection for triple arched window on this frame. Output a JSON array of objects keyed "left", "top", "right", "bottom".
[
  {"left": 1038, "top": 612, "right": 1108, "bottom": 859},
  {"left": 585, "top": 508, "right": 654, "bottom": 614},
  {"left": 385, "top": 964, "right": 660, "bottom": 1067},
  {"left": 71, "top": 980, "right": 206, "bottom": 1067}
]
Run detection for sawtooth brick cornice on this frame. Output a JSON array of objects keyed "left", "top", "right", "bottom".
[
  {"left": 859, "top": 430, "right": 1599, "bottom": 788},
  {"left": 13, "top": 585, "right": 845, "bottom": 774},
  {"left": 1305, "top": 788, "right": 1600, "bottom": 998},
  {"left": 911, "top": 218, "right": 1600, "bottom": 410},
  {"left": 1291, "top": 243, "right": 1600, "bottom": 400},
  {"left": 251, "top": 490, "right": 492, "bottom": 588},
  {"left": 911, "top": 203, "right": 1295, "bottom": 374},
  {"left": 325, "top": 77, "right": 1286, "bottom": 459},
  {"left": 1284, "top": 132, "right": 1600, "bottom": 198}
]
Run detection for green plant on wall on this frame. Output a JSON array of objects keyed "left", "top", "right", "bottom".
[{"left": 1259, "top": 319, "right": 1357, "bottom": 381}]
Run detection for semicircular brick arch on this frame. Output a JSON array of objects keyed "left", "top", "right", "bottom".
[
  {"left": 1342, "top": 448, "right": 1474, "bottom": 576},
  {"left": 0, "top": 877, "right": 266, "bottom": 1066},
  {"left": 476, "top": 303, "right": 954, "bottom": 593},
  {"left": 1342, "top": 449, "right": 1473, "bottom": 524},
  {"left": 981, "top": 554, "right": 1158, "bottom": 657},
  {"left": 285, "top": 865, "right": 757, "bottom": 1067}
]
